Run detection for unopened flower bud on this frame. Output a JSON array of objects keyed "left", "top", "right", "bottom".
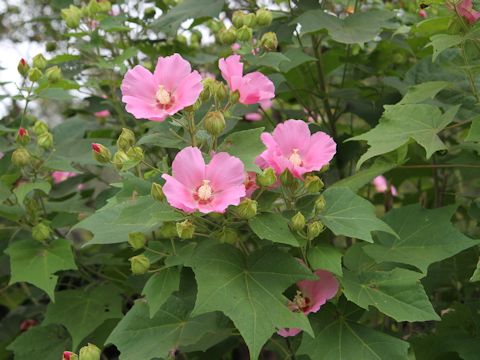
[
  {"left": 91, "top": 143, "right": 111, "bottom": 163},
  {"left": 191, "top": 29, "right": 202, "bottom": 44},
  {"left": 215, "top": 227, "right": 239, "bottom": 244},
  {"left": 128, "top": 232, "right": 147, "bottom": 250},
  {"left": 236, "top": 198, "right": 257, "bottom": 219},
  {"left": 46, "top": 42, "right": 57, "bottom": 52},
  {"left": 201, "top": 78, "right": 216, "bottom": 101},
  {"left": 151, "top": 182, "right": 165, "bottom": 201},
  {"left": 17, "top": 58, "right": 30, "bottom": 77},
  {"left": 37, "top": 131, "right": 53, "bottom": 149},
  {"left": 16, "top": 128, "right": 30, "bottom": 145},
  {"left": 256, "top": 168, "right": 276, "bottom": 187},
  {"left": 12, "top": 148, "right": 31, "bottom": 167},
  {"left": 144, "top": 7, "right": 156, "bottom": 19},
  {"left": 33, "top": 121, "right": 49, "bottom": 135},
  {"left": 280, "top": 169, "right": 295, "bottom": 186},
  {"left": 45, "top": 66, "right": 62, "bottom": 82},
  {"left": 112, "top": 150, "right": 129, "bottom": 170},
  {"left": 304, "top": 175, "right": 324, "bottom": 193},
  {"left": 237, "top": 25, "right": 253, "bottom": 41},
  {"left": 176, "top": 220, "right": 195, "bottom": 239},
  {"left": 126, "top": 146, "right": 144, "bottom": 162},
  {"left": 220, "top": 27, "right": 237, "bottom": 45},
  {"left": 260, "top": 32, "right": 278, "bottom": 51},
  {"left": 232, "top": 11, "right": 245, "bottom": 28},
  {"left": 63, "top": 351, "right": 79, "bottom": 360},
  {"left": 290, "top": 212, "right": 305, "bottom": 231},
  {"left": 32, "top": 54, "right": 47, "bottom": 70},
  {"left": 307, "top": 221, "right": 325, "bottom": 240},
  {"left": 159, "top": 222, "right": 177, "bottom": 238},
  {"left": 214, "top": 81, "right": 228, "bottom": 102},
  {"left": 78, "top": 343, "right": 102, "bottom": 360},
  {"left": 32, "top": 222, "right": 51, "bottom": 242},
  {"left": 204, "top": 111, "right": 226, "bottom": 137},
  {"left": 256, "top": 8, "right": 273, "bottom": 26},
  {"left": 129, "top": 255, "right": 150, "bottom": 275},
  {"left": 97, "top": 0, "right": 112, "bottom": 13},
  {"left": 243, "top": 13, "right": 257, "bottom": 28},
  {"left": 61, "top": 5, "right": 82, "bottom": 29},
  {"left": 86, "top": 0, "right": 102, "bottom": 17},
  {"left": 117, "top": 128, "right": 135, "bottom": 151},
  {"left": 229, "top": 90, "right": 240, "bottom": 103},
  {"left": 28, "top": 68, "right": 42, "bottom": 82},
  {"left": 314, "top": 195, "right": 326, "bottom": 214}
]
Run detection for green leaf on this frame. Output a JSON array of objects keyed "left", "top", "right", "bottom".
[
  {"left": 470, "top": 259, "right": 480, "bottom": 282},
  {"left": 74, "top": 196, "right": 183, "bottom": 245},
  {"left": 245, "top": 52, "right": 290, "bottom": 71},
  {"left": 307, "top": 245, "right": 343, "bottom": 277},
  {"left": 331, "top": 160, "right": 397, "bottom": 192},
  {"left": 279, "top": 47, "right": 317, "bottom": 73},
  {"left": 186, "top": 244, "right": 315, "bottom": 360},
  {"left": 13, "top": 181, "right": 51, "bottom": 206},
  {"left": 319, "top": 187, "right": 396, "bottom": 243},
  {"left": 43, "top": 285, "right": 123, "bottom": 349},
  {"left": 36, "top": 87, "right": 73, "bottom": 101},
  {"left": 294, "top": 10, "right": 394, "bottom": 44},
  {"left": 398, "top": 81, "right": 450, "bottom": 104},
  {"left": 107, "top": 297, "right": 229, "bottom": 360},
  {"left": 364, "top": 205, "right": 478, "bottom": 273},
  {"left": 7, "top": 324, "right": 71, "bottom": 360},
  {"left": 465, "top": 115, "right": 480, "bottom": 142},
  {"left": 142, "top": 267, "right": 181, "bottom": 318},
  {"left": 297, "top": 303, "right": 410, "bottom": 360},
  {"left": 249, "top": 213, "right": 299, "bottom": 246},
  {"left": 428, "top": 34, "right": 464, "bottom": 62},
  {"left": 5, "top": 239, "right": 77, "bottom": 300},
  {"left": 219, "top": 127, "right": 265, "bottom": 172}
]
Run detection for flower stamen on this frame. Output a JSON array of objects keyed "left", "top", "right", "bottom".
[{"left": 288, "top": 148, "right": 303, "bottom": 166}]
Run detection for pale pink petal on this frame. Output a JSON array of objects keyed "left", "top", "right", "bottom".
[
  {"left": 231, "top": 43, "right": 241, "bottom": 52},
  {"left": 298, "top": 269, "right": 339, "bottom": 314},
  {"left": 219, "top": 55, "right": 243, "bottom": 87},
  {"left": 277, "top": 328, "right": 302, "bottom": 337},
  {"left": 94, "top": 110, "right": 110, "bottom": 118},
  {"left": 372, "top": 176, "right": 388, "bottom": 193},
  {"left": 245, "top": 112, "right": 262, "bottom": 121},
  {"left": 272, "top": 120, "right": 311, "bottom": 155},
  {"left": 205, "top": 185, "right": 246, "bottom": 213},
  {"left": 260, "top": 99, "right": 272, "bottom": 110},
  {"left": 121, "top": 65, "right": 157, "bottom": 102},
  {"left": 244, "top": 172, "right": 259, "bottom": 198},
  {"left": 162, "top": 174, "right": 197, "bottom": 213},
  {"left": 154, "top": 53, "right": 193, "bottom": 91},
  {"left": 175, "top": 71, "right": 203, "bottom": 107},
  {"left": 205, "top": 152, "right": 245, "bottom": 191},
  {"left": 171, "top": 147, "right": 205, "bottom": 189},
  {"left": 391, "top": 185, "right": 398, "bottom": 197},
  {"left": 238, "top": 72, "right": 275, "bottom": 105},
  {"left": 302, "top": 131, "right": 337, "bottom": 172}
]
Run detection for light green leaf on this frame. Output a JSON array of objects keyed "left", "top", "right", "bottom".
[
  {"left": 249, "top": 213, "right": 299, "bottom": 246},
  {"left": 465, "top": 115, "right": 480, "bottom": 142},
  {"left": 5, "top": 239, "right": 77, "bottom": 300},
  {"left": 294, "top": 10, "right": 394, "bottom": 44},
  {"left": 331, "top": 160, "right": 397, "bottom": 192},
  {"left": 428, "top": 34, "right": 464, "bottom": 62},
  {"left": 319, "top": 187, "right": 396, "bottom": 243},
  {"left": 279, "top": 47, "right": 317, "bottom": 73},
  {"left": 36, "top": 87, "right": 73, "bottom": 101},
  {"left": 307, "top": 245, "right": 343, "bottom": 277},
  {"left": 364, "top": 205, "right": 479, "bottom": 273},
  {"left": 398, "top": 81, "right": 450, "bottom": 104},
  {"left": 470, "top": 259, "right": 480, "bottom": 282},
  {"left": 219, "top": 127, "right": 265, "bottom": 172},
  {"left": 297, "top": 303, "right": 410, "bottom": 360},
  {"left": 245, "top": 52, "right": 290, "bottom": 71},
  {"left": 13, "top": 181, "right": 51, "bottom": 207},
  {"left": 186, "top": 244, "right": 315, "bottom": 360},
  {"left": 44, "top": 285, "right": 123, "bottom": 349},
  {"left": 142, "top": 267, "right": 180, "bottom": 318}
]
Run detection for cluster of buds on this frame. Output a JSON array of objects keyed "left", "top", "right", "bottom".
[
  {"left": 12, "top": 121, "right": 54, "bottom": 167},
  {"left": 61, "top": 0, "right": 111, "bottom": 29},
  {"left": 63, "top": 343, "right": 102, "bottom": 360},
  {"left": 201, "top": 78, "right": 228, "bottom": 103},
  {"left": 17, "top": 54, "right": 63, "bottom": 84},
  {"left": 33, "top": 120, "right": 53, "bottom": 149},
  {"left": 112, "top": 128, "right": 144, "bottom": 170},
  {"left": 216, "top": 8, "right": 273, "bottom": 45}
]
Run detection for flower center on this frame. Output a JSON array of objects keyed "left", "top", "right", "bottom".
[
  {"left": 288, "top": 149, "right": 303, "bottom": 166},
  {"left": 196, "top": 180, "right": 213, "bottom": 201},
  {"left": 292, "top": 291, "right": 311, "bottom": 312},
  {"left": 156, "top": 86, "right": 173, "bottom": 107}
]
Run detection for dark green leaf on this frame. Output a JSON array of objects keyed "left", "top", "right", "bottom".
[{"left": 249, "top": 213, "right": 299, "bottom": 246}]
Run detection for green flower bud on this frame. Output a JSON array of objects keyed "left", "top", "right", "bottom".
[
  {"left": 63, "top": 351, "right": 79, "bottom": 360},
  {"left": 46, "top": 42, "right": 57, "bottom": 52},
  {"left": 290, "top": 212, "right": 305, "bottom": 231},
  {"left": 215, "top": 227, "right": 239, "bottom": 244},
  {"left": 12, "top": 148, "right": 31, "bottom": 167},
  {"left": 304, "top": 175, "right": 324, "bottom": 193},
  {"left": 17, "top": 59, "right": 30, "bottom": 77},
  {"left": 256, "top": 167, "right": 277, "bottom": 187},
  {"left": 33, "top": 121, "right": 49, "bottom": 135},
  {"left": 45, "top": 66, "right": 62, "bottom": 82},
  {"left": 236, "top": 198, "right": 257, "bottom": 219},
  {"left": 229, "top": 90, "right": 240, "bottom": 104},
  {"left": 97, "top": 0, "right": 112, "bottom": 13},
  {"left": 191, "top": 29, "right": 202, "bottom": 44},
  {"left": 32, "top": 54, "right": 47, "bottom": 70},
  {"left": 314, "top": 195, "right": 326, "bottom": 214},
  {"left": 61, "top": 5, "right": 82, "bottom": 29},
  {"left": 201, "top": 77, "right": 216, "bottom": 101},
  {"left": 86, "top": 0, "right": 102, "bottom": 17},
  {"left": 117, "top": 128, "right": 136, "bottom": 151},
  {"left": 204, "top": 111, "right": 226, "bottom": 137},
  {"left": 280, "top": 169, "right": 295, "bottom": 186},
  {"left": 214, "top": 81, "right": 228, "bottom": 103},
  {"left": 28, "top": 68, "right": 43, "bottom": 82},
  {"left": 16, "top": 128, "right": 30, "bottom": 145},
  {"left": 151, "top": 182, "right": 165, "bottom": 201},
  {"left": 143, "top": 7, "right": 156, "bottom": 19},
  {"left": 32, "top": 222, "right": 51, "bottom": 242},
  {"left": 78, "top": 343, "right": 102, "bottom": 360},
  {"left": 112, "top": 150, "right": 129, "bottom": 170},
  {"left": 126, "top": 146, "right": 144, "bottom": 162},
  {"left": 159, "top": 222, "right": 178, "bottom": 238},
  {"left": 209, "top": 20, "right": 223, "bottom": 34},
  {"left": 243, "top": 13, "right": 257, "bottom": 28},
  {"left": 176, "top": 220, "right": 195, "bottom": 239},
  {"left": 128, "top": 232, "right": 147, "bottom": 250},
  {"left": 307, "top": 221, "right": 325, "bottom": 240},
  {"left": 91, "top": 143, "right": 111, "bottom": 163},
  {"left": 37, "top": 132, "right": 53, "bottom": 149},
  {"left": 237, "top": 25, "right": 253, "bottom": 41},
  {"left": 256, "top": 8, "right": 273, "bottom": 26},
  {"left": 129, "top": 255, "right": 150, "bottom": 275},
  {"left": 220, "top": 27, "right": 237, "bottom": 45},
  {"left": 232, "top": 11, "right": 245, "bottom": 28},
  {"left": 260, "top": 32, "right": 278, "bottom": 51}
]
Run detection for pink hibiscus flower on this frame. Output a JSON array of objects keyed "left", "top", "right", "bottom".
[
  {"left": 121, "top": 53, "right": 203, "bottom": 122},
  {"left": 162, "top": 147, "right": 246, "bottom": 213},
  {"left": 218, "top": 55, "right": 274, "bottom": 105},
  {"left": 448, "top": 0, "right": 480, "bottom": 23},
  {"left": 244, "top": 172, "right": 259, "bottom": 198},
  {"left": 255, "top": 120, "right": 336, "bottom": 179},
  {"left": 372, "top": 175, "right": 398, "bottom": 196},
  {"left": 278, "top": 269, "right": 339, "bottom": 337},
  {"left": 244, "top": 99, "right": 272, "bottom": 122}
]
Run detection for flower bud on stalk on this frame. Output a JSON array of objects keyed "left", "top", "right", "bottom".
[
  {"left": 37, "top": 132, "right": 53, "bottom": 149},
  {"left": 257, "top": 168, "right": 277, "bottom": 187},
  {"left": 243, "top": 13, "right": 257, "bottom": 28},
  {"left": 112, "top": 150, "right": 129, "bottom": 170},
  {"left": 32, "top": 54, "right": 47, "bottom": 70},
  {"left": 126, "top": 146, "right": 144, "bottom": 162},
  {"left": 33, "top": 121, "right": 49, "bottom": 135},
  {"left": 232, "top": 11, "right": 245, "bottom": 28},
  {"left": 229, "top": 90, "right": 240, "bottom": 104},
  {"left": 256, "top": 8, "right": 273, "bottom": 26},
  {"left": 204, "top": 111, "right": 226, "bottom": 137},
  {"left": 17, "top": 58, "right": 30, "bottom": 77},
  {"left": 215, "top": 227, "right": 239, "bottom": 244},
  {"left": 12, "top": 148, "right": 31, "bottom": 167},
  {"left": 116, "top": 128, "right": 136, "bottom": 151},
  {"left": 176, "top": 220, "right": 195, "bottom": 239},
  {"left": 151, "top": 182, "right": 165, "bottom": 201},
  {"left": 86, "top": 0, "right": 102, "bottom": 17},
  {"left": 314, "top": 195, "right": 326, "bottom": 214},
  {"left": 236, "top": 198, "right": 257, "bottom": 219},
  {"left": 63, "top": 351, "right": 79, "bottom": 360},
  {"left": 46, "top": 42, "right": 57, "bottom": 52},
  {"left": 45, "top": 66, "right": 62, "bottom": 82},
  {"left": 159, "top": 222, "right": 177, "bottom": 238},
  {"left": 91, "top": 143, "right": 111, "bottom": 163},
  {"left": 260, "top": 32, "right": 278, "bottom": 51},
  {"left": 129, "top": 255, "right": 150, "bottom": 275},
  {"left": 213, "top": 81, "right": 228, "bottom": 103},
  {"left": 28, "top": 68, "right": 42, "bottom": 82},
  {"left": 128, "top": 232, "right": 147, "bottom": 250},
  {"left": 307, "top": 221, "right": 325, "bottom": 240},
  {"left": 304, "top": 175, "right": 324, "bottom": 193},
  {"left": 32, "top": 222, "right": 52, "bottom": 242},
  {"left": 78, "top": 343, "right": 102, "bottom": 360},
  {"left": 280, "top": 169, "right": 295, "bottom": 186},
  {"left": 16, "top": 128, "right": 30, "bottom": 145},
  {"left": 200, "top": 78, "right": 216, "bottom": 101},
  {"left": 237, "top": 25, "right": 253, "bottom": 41},
  {"left": 61, "top": 5, "right": 82, "bottom": 28},
  {"left": 220, "top": 27, "right": 237, "bottom": 45},
  {"left": 290, "top": 212, "right": 306, "bottom": 231}
]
